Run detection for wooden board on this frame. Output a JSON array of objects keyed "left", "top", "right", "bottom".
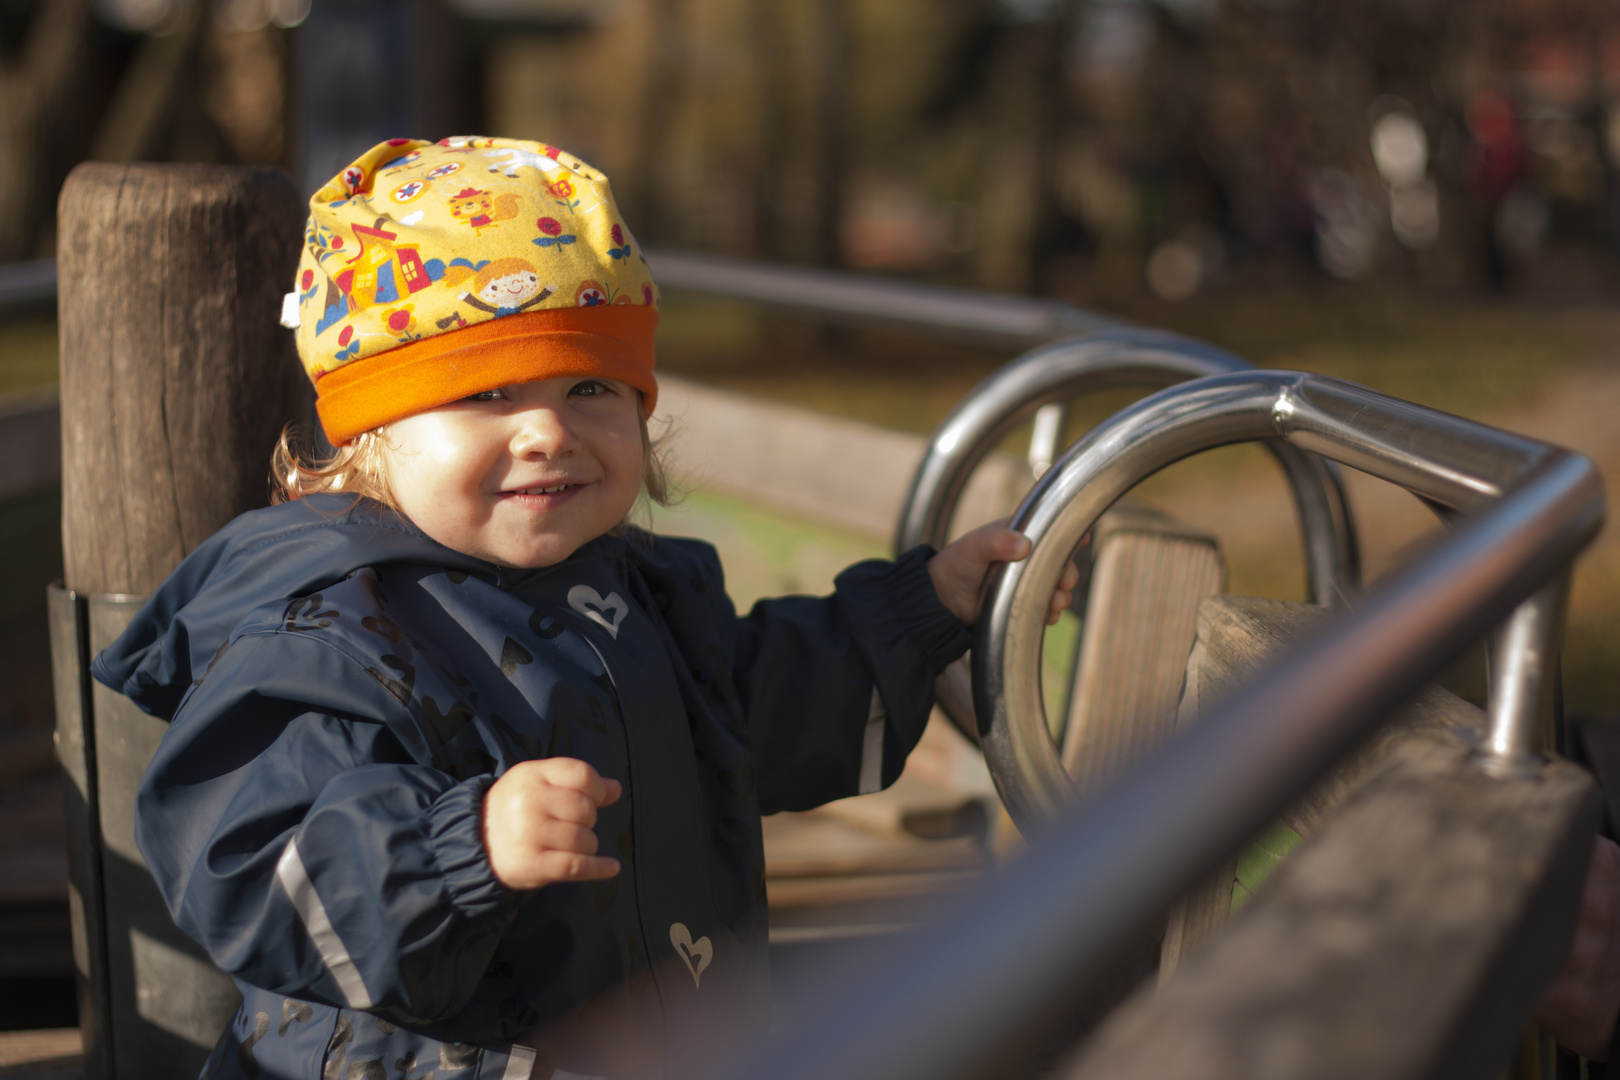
[
  {"left": 1060, "top": 504, "right": 1223, "bottom": 796},
  {"left": 1162, "top": 595, "right": 1492, "bottom": 977},
  {"left": 0, "top": 1029, "right": 81, "bottom": 1080},
  {"left": 1065, "top": 734, "right": 1600, "bottom": 1080}
]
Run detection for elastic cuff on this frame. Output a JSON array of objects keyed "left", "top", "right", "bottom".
[
  {"left": 839, "top": 545, "right": 973, "bottom": 672},
  {"left": 428, "top": 776, "right": 514, "bottom": 917}
]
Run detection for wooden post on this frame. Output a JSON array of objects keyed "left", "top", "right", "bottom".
[
  {"left": 54, "top": 162, "right": 309, "bottom": 1080},
  {"left": 58, "top": 162, "right": 309, "bottom": 596}
]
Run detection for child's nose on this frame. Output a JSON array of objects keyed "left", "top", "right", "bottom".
[{"left": 510, "top": 405, "right": 580, "bottom": 458}]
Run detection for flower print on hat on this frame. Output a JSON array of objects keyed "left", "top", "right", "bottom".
[{"left": 532, "top": 216, "right": 577, "bottom": 249}]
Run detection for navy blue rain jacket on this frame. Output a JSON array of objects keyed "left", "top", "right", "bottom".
[{"left": 92, "top": 495, "right": 971, "bottom": 1080}]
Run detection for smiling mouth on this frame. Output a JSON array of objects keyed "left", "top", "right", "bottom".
[{"left": 510, "top": 483, "right": 575, "bottom": 495}]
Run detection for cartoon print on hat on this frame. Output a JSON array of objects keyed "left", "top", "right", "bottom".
[
  {"left": 446, "top": 186, "right": 521, "bottom": 233},
  {"left": 461, "top": 259, "right": 556, "bottom": 318},
  {"left": 292, "top": 136, "right": 658, "bottom": 382}
]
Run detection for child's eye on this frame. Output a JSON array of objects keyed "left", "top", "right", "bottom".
[
  {"left": 569, "top": 380, "right": 610, "bottom": 398},
  {"left": 465, "top": 388, "right": 506, "bottom": 402}
]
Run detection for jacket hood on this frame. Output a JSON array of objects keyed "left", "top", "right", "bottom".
[{"left": 91, "top": 495, "right": 494, "bottom": 719}]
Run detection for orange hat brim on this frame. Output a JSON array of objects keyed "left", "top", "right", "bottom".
[{"left": 314, "top": 306, "right": 658, "bottom": 444}]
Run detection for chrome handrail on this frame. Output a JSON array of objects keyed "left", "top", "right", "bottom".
[
  {"left": 894, "top": 329, "right": 1361, "bottom": 739},
  {"left": 715, "top": 372, "right": 1599, "bottom": 1080},
  {"left": 644, "top": 248, "right": 1118, "bottom": 349}
]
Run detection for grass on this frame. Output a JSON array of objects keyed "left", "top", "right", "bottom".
[
  {"left": 0, "top": 320, "right": 58, "bottom": 397},
  {"left": 1112, "top": 287, "right": 1611, "bottom": 418},
  {"left": 646, "top": 487, "right": 887, "bottom": 610},
  {"left": 658, "top": 287, "right": 1617, "bottom": 435}
]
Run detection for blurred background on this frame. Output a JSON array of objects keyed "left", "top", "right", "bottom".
[{"left": 2, "top": 0, "right": 1620, "bottom": 1040}]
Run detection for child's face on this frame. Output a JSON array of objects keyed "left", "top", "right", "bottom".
[{"left": 379, "top": 376, "right": 645, "bottom": 568}]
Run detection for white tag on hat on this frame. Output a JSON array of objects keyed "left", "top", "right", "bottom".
[{"left": 280, "top": 291, "right": 300, "bottom": 329}]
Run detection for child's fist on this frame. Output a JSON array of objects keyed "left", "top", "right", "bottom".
[
  {"left": 926, "top": 521, "right": 1080, "bottom": 628},
  {"left": 482, "top": 757, "right": 623, "bottom": 891}
]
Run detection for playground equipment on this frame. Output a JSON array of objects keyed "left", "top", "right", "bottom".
[
  {"left": 655, "top": 251, "right": 1603, "bottom": 1080},
  {"left": 888, "top": 328, "right": 1360, "bottom": 747},
  {"left": 44, "top": 165, "right": 1606, "bottom": 1080}
]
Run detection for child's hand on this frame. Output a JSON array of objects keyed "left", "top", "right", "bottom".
[
  {"left": 927, "top": 521, "right": 1080, "bottom": 628},
  {"left": 482, "top": 757, "right": 623, "bottom": 891}
]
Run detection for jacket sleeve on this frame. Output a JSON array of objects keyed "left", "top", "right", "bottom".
[
  {"left": 135, "top": 629, "right": 524, "bottom": 1024},
  {"left": 724, "top": 544, "right": 972, "bottom": 814}
]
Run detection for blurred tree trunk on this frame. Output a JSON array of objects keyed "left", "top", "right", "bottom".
[
  {"left": 750, "top": 0, "right": 790, "bottom": 260},
  {"left": 0, "top": 0, "right": 92, "bottom": 262},
  {"left": 976, "top": 19, "right": 1061, "bottom": 293},
  {"left": 90, "top": 0, "right": 210, "bottom": 164},
  {"left": 807, "top": 0, "right": 848, "bottom": 267},
  {"left": 628, "top": 0, "right": 682, "bottom": 242}
]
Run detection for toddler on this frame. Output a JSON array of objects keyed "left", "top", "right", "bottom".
[{"left": 93, "top": 136, "right": 1075, "bottom": 1080}]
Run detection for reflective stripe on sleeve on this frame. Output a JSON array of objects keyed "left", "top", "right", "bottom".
[
  {"left": 274, "top": 838, "right": 374, "bottom": 1010},
  {"left": 498, "top": 1044, "right": 539, "bottom": 1080},
  {"left": 858, "top": 687, "right": 885, "bottom": 795}
]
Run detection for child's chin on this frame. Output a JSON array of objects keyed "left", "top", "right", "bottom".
[{"left": 482, "top": 533, "right": 586, "bottom": 570}]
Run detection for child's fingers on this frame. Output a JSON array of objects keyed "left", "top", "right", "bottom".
[
  {"left": 952, "top": 521, "right": 1029, "bottom": 565},
  {"left": 984, "top": 527, "right": 1032, "bottom": 563},
  {"left": 538, "top": 784, "right": 602, "bottom": 829},
  {"left": 535, "top": 819, "right": 601, "bottom": 858},
  {"left": 1046, "top": 560, "right": 1080, "bottom": 623},
  {"left": 534, "top": 757, "right": 619, "bottom": 806},
  {"left": 536, "top": 850, "right": 621, "bottom": 883}
]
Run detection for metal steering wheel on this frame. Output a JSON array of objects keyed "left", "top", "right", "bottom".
[{"left": 895, "top": 329, "right": 1361, "bottom": 819}]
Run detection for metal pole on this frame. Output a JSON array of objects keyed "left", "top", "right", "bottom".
[
  {"left": 1485, "top": 575, "right": 1570, "bottom": 768},
  {"left": 643, "top": 247, "right": 1118, "bottom": 349}
]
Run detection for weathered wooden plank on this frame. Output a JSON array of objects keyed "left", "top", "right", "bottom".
[
  {"left": 57, "top": 162, "right": 308, "bottom": 596},
  {"left": 0, "top": 1028, "right": 82, "bottom": 1080},
  {"left": 1060, "top": 504, "right": 1223, "bottom": 795},
  {"left": 1064, "top": 734, "right": 1600, "bottom": 1080},
  {"left": 1161, "top": 595, "right": 1493, "bottom": 977},
  {"left": 654, "top": 376, "right": 1030, "bottom": 540},
  {"left": 1180, "top": 596, "right": 1489, "bottom": 834}
]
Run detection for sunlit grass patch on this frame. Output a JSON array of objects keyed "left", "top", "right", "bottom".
[{"left": 0, "top": 319, "right": 59, "bottom": 397}]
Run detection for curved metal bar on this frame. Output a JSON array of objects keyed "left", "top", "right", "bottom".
[
  {"left": 974, "top": 370, "right": 1590, "bottom": 826},
  {"left": 645, "top": 247, "right": 1117, "bottom": 350},
  {"left": 894, "top": 329, "right": 1362, "bottom": 737}
]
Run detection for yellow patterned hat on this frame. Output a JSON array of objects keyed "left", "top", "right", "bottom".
[{"left": 287, "top": 136, "right": 660, "bottom": 443}]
